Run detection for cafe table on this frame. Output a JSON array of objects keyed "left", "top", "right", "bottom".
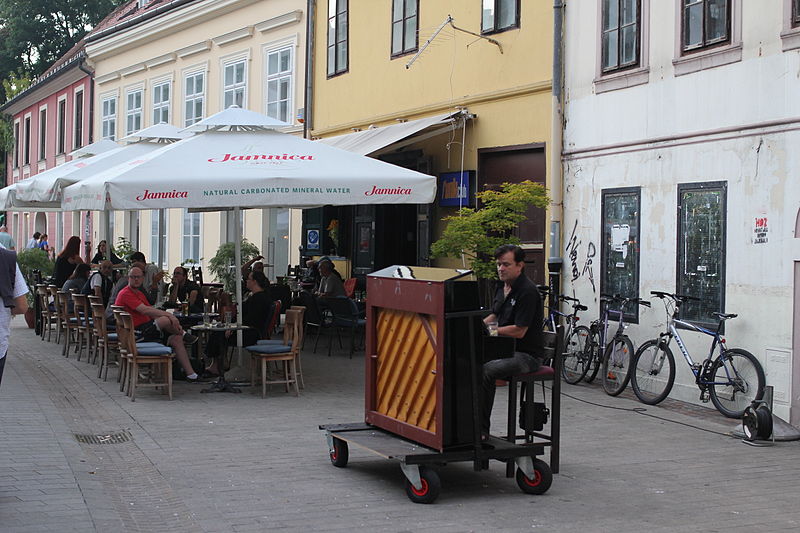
[{"left": 191, "top": 322, "right": 251, "bottom": 393}]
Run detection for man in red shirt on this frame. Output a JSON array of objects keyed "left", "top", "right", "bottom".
[{"left": 116, "top": 266, "right": 199, "bottom": 381}]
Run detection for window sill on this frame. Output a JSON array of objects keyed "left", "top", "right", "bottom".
[
  {"left": 55, "top": 154, "right": 66, "bottom": 166},
  {"left": 594, "top": 67, "right": 649, "bottom": 94},
  {"left": 780, "top": 26, "right": 800, "bottom": 51},
  {"left": 673, "top": 43, "right": 742, "bottom": 76},
  {"left": 37, "top": 161, "right": 47, "bottom": 172},
  {"left": 481, "top": 25, "right": 519, "bottom": 36}
]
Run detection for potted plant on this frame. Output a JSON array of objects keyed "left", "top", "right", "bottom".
[
  {"left": 15, "top": 248, "right": 55, "bottom": 328},
  {"left": 207, "top": 239, "right": 261, "bottom": 297}
]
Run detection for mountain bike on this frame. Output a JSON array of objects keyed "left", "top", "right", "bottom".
[
  {"left": 542, "top": 296, "right": 590, "bottom": 384},
  {"left": 630, "top": 291, "right": 765, "bottom": 418}
]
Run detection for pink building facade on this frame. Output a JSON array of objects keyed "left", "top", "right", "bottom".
[{"left": 2, "top": 41, "right": 95, "bottom": 258}]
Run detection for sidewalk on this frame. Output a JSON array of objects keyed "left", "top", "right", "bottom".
[{"left": 1, "top": 319, "right": 799, "bottom": 532}]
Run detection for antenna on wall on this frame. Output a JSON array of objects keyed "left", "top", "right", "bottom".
[{"left": 406, "top": 15, "right": 503, "bottom": 70}]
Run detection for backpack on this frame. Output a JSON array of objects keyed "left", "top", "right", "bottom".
[{"left": 81, "top": 272, "right": 100, "bottom": 296}]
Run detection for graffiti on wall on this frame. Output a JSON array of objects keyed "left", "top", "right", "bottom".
[{"left": 565, "top": 220, "right": 596, "bottom": 292}]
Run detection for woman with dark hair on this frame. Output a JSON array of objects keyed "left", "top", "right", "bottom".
[
  {"left": 90, "top": 240, "right": 123, "bottom": 265},
  {"left": 61, "top": 263, "right": 91, "bottom": 293},
  {"left": 54, "top": 236, "right": 84, "bottom": 288},
  {"left": 37, "top": 233, "right": 50, "bottom": 257},
  {"left": 205, "top": 270, "right": 274, "bottom": 376}
]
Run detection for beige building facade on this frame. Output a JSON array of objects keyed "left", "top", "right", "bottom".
[{"left": 85, "top": 0, "right": 306, "bottom": 275}]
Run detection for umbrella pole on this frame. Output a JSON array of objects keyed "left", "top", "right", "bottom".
[{"left": 234, "top": 207, "right": 244, "bottom": 357}]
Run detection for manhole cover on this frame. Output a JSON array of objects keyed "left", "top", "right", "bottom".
[{"left": 74, "top": 431, "right": 132, "bottom": 445}]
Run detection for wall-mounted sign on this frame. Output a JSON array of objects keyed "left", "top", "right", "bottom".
[
  {"left": 307, "top": 229, "right": 320, "bottom": 250},
  {"left": 753, "top": 216, "right": 769, "bottom": 244},
  {"left": 439, "top": 171, "right": 474, "bottom": 207}
]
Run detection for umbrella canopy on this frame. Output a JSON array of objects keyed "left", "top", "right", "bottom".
[
  {"left": 17, "top": 124, "right": 188, "bottom": 206},
  {"left": 69, "top": 138, "right": 119, "bottom": 158},
  {"left": 62, "top": 129, "right": 436, "bottom": 211}
]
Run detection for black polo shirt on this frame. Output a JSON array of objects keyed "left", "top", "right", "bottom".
[{"left": 491, "top": 273, "right": 543, "bottom": 357}]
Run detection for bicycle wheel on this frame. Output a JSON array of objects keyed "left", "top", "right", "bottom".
[
  {"left": 631, "top": 339, "right": 675, "bottom": 405},
  {"left": 708, "top": 348, "right": 765, "bottom": 418},
  {"left": 583, "top": 331, "right": 602, "bottom": 383},
  {"left": 601, "top": 335, "right": 634, "bottom": 396},
  {"left": 562, "top": 325, "right": 591, "bottom": 384}
]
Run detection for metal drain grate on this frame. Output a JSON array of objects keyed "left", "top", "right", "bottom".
[{"left": 74, "top": 431, "right": 132, "bottom": 445}]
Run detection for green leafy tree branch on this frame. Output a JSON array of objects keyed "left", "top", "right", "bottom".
[{"left": 431, "top": 180, "right": 549, "bottom": 279}]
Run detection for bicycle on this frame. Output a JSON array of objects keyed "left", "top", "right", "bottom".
[
  {"left": 541, "top": 295, "right": 591, "bottom": 384},
  {"left": 630, "top": 291, "right": 765, "bottom": 418}
]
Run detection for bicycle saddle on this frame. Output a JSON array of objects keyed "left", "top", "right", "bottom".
[
  {"left": 713, "top": 312, "right": 738, "bottom": 320},
  {"left": 574, "top": 304, "right": 588, "bottom": 311}
]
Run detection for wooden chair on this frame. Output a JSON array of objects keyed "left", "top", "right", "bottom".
[
  {"left": 36, "top": 285, "right": 57, "bottom": 342},
  {"left": 504, "top": 325, "right": 563, "bottom": 476},
  {"left": 256, "top": 305, "right": 306, "bottom": 388},
  {"left": 91, "top": 303, "right": 119, "bottom": 381},
  {"left": 71, "top": 293, "right": 92, "bottom": 362},
  {"left": 247, "top": 308, "right": 303, "bottom": 398},
  {"left": 55, "top": 291, "right": 78, "bottom": 357},
  {"left": 49, "top": 286, "right": 64, "bottom": 344},
  {"left": 116, "top": 312, "right": 174, "bottom": 401}
]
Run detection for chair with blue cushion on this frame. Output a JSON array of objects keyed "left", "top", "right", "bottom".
[
  {"left": 115, "top": 312, "right": 174, "bottom": 401},
  {"left": 247, "top": 308, "right": 304, "bottom": 398},
  {"left": 256, "top": 305, "right": 305, "bottom": 388}
]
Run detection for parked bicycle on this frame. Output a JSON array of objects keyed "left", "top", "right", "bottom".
[
  {"left": 541, "top": 295, "right": 590, "bottom": 384},
  {"left": 630, "top": 291, "right": 765, "bottom": 418}
]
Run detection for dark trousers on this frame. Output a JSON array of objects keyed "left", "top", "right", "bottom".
[
  {"left": 481, "top": 351, "right": 541, "bottom": 435},
  {"left": 0, "top": 353, "right": 6, "bottom": 387},
  {"left": 206, "top": 329, "right": 260, "bottom": 360}
]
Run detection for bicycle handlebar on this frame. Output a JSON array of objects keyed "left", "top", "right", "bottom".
[{"left": 650, "top": 290, "right": 700, "bottom": 302}]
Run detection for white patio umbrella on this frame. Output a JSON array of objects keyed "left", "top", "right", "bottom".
[{"left": 61, "top": 106, "right": 437, "bottom": 356}]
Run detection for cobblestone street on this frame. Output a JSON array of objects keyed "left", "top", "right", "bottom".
[{"left": 1, "top": 320, "right": 799, "bottom": 532}]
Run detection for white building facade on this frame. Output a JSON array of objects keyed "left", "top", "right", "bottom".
[{"left": 562, "top": 0, "right": 800, "bottom": 423}]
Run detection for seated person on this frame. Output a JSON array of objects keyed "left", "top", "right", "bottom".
[
  {"left": 166, "top": 266, "right": 204, "bottom": 313},
  {"left": 106, "top": 261, "right": 150, "bottom": 321},
  {"left": 85, "top": 260, "right": 114, "bottom": 306},
  {"left": 129, "top": 251, "right": 166, "bottom": 305},
  {"left": 115, "top": 266, "right": 200, "bottom": 381},
  {"left": 314, "top": 259, "right": 346, "bottom": 299},
  {"left": 481, "top": 244, "right": 544, "bottom": 441},
  {"left": 90, "top": 240, "right": 123, "bottom": 266},
  {"left": 61, "top": 263, "right": 91, "bottom": 293},
  {"left": 205, "top": 271, "right": 273, "bottom": 375},
  {"left": 241, "top": 255, "right": 269, "bottom": 295}
]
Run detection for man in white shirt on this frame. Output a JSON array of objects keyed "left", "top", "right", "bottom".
[
  {"left": 0, "top": 248, "right": 29, "bottom": 386},
  {"left": 0, "top": 226, "right": 16, "bottom": 251},
  {"left": 26, "top": 231, "right": 41, "bottom": 249}
]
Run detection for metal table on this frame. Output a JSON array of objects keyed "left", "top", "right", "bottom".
[{"left": 191, "top": 322, "right": 250, "bottom": 393}]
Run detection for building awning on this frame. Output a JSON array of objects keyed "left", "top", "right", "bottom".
[{"left": 318, "top": 111, "right": 466, "bottom": 156}]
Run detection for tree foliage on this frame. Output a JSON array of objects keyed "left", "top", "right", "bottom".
[
  {"left": 431, "top": 180, "right": 549, "bottom": 279},
  {"left": 208, "top": 239, "right": 261, "bottom": 297},
  {"left": 0, "top": 0, "right": 124, "bottom": 100}
]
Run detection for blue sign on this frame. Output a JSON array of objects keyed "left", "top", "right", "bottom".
[
  {"left": 439, "top": 171, "right": 474, "bottom": 207},
  {"left": 307, "top": 229, "right": 320, "bottom": 250}
]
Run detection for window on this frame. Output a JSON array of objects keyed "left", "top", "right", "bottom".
[
  {"left": 676, "top": 182, "right": 726, "bottom": 327},
  {"left": 152, "top": 81, "right": 170, "bottom": 125},
  {"left": 682, "top": 0, "right": 729, "bottom": 53},
  {"left": 266, "top": 46, "right": 293, "bottom": 123},
  {"left": 327, "top": 0, "right": 349, "bottom": 76},
  {"left": 391, "top": 0, "right": 418, "bottom": 56},
  {"left": 184, "top": 71, "right": 205, "bottom": 126},
  {"left": 39, "top": 108, "right": 46, "bottom": 160},
  {"left": 73, "top": 90, "right": 84, "bottom": 150},
  {"left": 150, "top": 210, "right": 167, "bottom": 269},
  {"left": 601, "top": 188, "right": 641, "bottom": 321},
  {"left": 12, "top": 121, "right": 19, "bottom": 168},
  {"left": 223, "top": 60, "right": 246, "bottom": 109},
  {"left": 23, "top": 116, "right": 30, "bottom": 166},
  {"left": 126, "top": 89, "right": 143, "bottom": 135},
  {"left": 481, "top": 0, "right": 519, "bottom": 34},
  {"left": 795, "top": 0, "right": 800, "bottom": 26},
  {"left": 602, "top": 0, "right": 640, "bottom": 72},
  {"left": 182, "top": 209, "right": 201, "bottom": 262},
  {"left": 57, "top": 98, "right": 66, "bottom": 154},
  {"left": 101, "top": 96, "right": 116, "bottom": 140}
]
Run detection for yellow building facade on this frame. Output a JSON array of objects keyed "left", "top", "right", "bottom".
[
  {"left": 308, "top": 0, "right": 554, "bottom": 283},
  {"left": 84, "top": 0, "right": 307, "bottom": 276}
]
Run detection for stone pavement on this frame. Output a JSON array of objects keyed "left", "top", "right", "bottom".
[{"left": 1, "top": 318, "right": 799, "bottom": 532}]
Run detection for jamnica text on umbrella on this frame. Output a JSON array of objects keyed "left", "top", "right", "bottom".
[
  {"left": 364, "top": 185, "right": 412, "bottom": 196},
  {"left": 136, "top": 189, "right": 189, "bottom": 201},
  {"left": 208, "top": 153, "right": 315, "bottom": 162}
]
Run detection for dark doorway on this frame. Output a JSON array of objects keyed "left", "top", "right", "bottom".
[{"left": 478, "top": 143, "right": 546, "bottom": 284}]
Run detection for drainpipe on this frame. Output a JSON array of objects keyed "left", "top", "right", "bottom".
[
  {"left": 548, "top": 0, "right": 565, "bottom": 300},
  {"left": 304, "top": 0, "right": 316, "bottom": 139},
  {"left": 78, "top": 60, "right": 95, "bottom": 261}
]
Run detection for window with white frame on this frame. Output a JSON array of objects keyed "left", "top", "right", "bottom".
[
  {"left": 126, "top": 89, "right": 143, "bottom": 135},
  {"left": 101, "top": 96, "right": 117, "bottom": 140},
  {"left": 38, "top": 108, "right": 46, "bottom": 160},
  {"left": 152, "top": 81, "right": 170, "bottom": 125},
  {"left": 57, "top": 98, "right": 66, "bottom": 154},
  {"left": 681, "top": 0, "right": 729, "bottom": 53},
  {"left": 391, "top": 0, "right": 418, "bottom": 56},
  {"left": 223, "top": 59, "right": 246, "bottom": 109},
  {"left": 73, "top": 89, "right": 84, "bottom": 150},
  {"left": 150, "top": 209, "right": 168, "bottom": 269},
  {"left": 481, "top": 0, "right": 519, "bottom": 34},
  {"left": 266, "top": 46, "right": 293, "bottom": 123},
  {"left": 184, "top": 71, "right": 205, "bottom": 126},
  {"left": 327, "top": 0, "right": 349, "bottom": 76},
  {"left": 23, "top": 115, "right": 31, "bottom": 166},
  {"left": 12, "top": 120, "right": 19, "bottom": 168},
  {"left": 602, "top": 0, "right": 640, "bottom": 72},
  {"left": 182, "top": 209, "right": 201, "bottom": 262},
  {"left": 794, "top": 0, "right": 800, "bottom": 26}
]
